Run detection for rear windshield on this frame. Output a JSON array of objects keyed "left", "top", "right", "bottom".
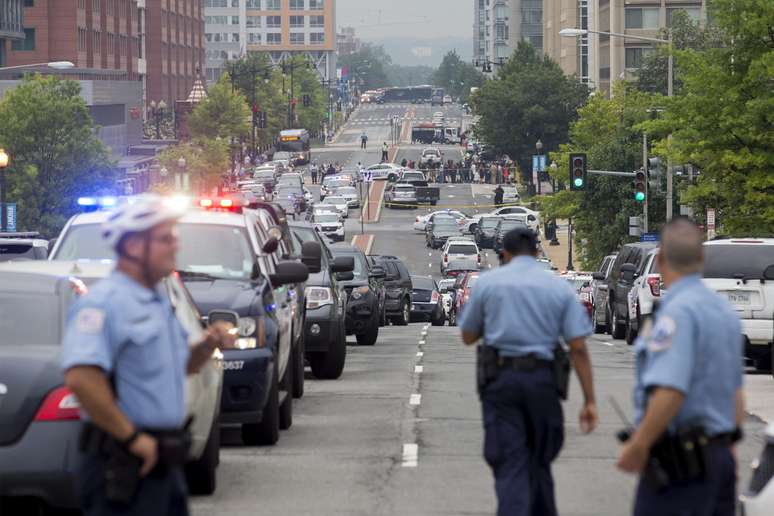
[
  {"left": 481, "top": 218, "right": 499, "bottom": 229},
  {"left": 448, "top": 244, "right": 476, "bottom": 254},
  {"left": 499, "top": 220, "right": 526, "bottom": 230},
  {"left": 412, "top": 277, "right": 435, "bottom": 290},
  {"left": 0, "top": 243, "right": 36, "bottom": 261},
  {"left": 314, "top": 214, "right": 339, "bottom": 223},
  {"left": 254, "top": 171, "right": 275, "bottom": 179},
  {"left": 703, "top": 244, "right": 774, "bottom": 279}
]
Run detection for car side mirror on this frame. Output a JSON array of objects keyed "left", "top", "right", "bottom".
[
  {"left": 207, "top": 309, "right": 239, "bottom": 329},
  {"left": 270, "top": 261, "right": 309, "bottom": 286},
  {"left": 262, "top": 236, "right": 279, "bottom": 254},
  {"left": 527, "top": 215, "right": 536, "bottom": 222},
  {"left": 764, "top": 264, "right": 774, "bottom": 280},
  {"left": 301, "top": 241, "right": 322, "bottom": 274},
  {"left": 369, "top": 265, "right": 386, "bottom": 279},
  {"left": 336, "top": 271, "right": 355, "bottom": 281},
  {"left": 592, "top": 272, "right": 605, "bottom": 281},
  {"left": 331, "top": 255, "right": 355, "bottom": 273}
]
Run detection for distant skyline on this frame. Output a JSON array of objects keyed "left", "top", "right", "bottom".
[{"left": 336, "top": 0, "right": 472, "bottom": 42}]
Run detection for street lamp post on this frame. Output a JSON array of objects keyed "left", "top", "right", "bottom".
[
  {"left": 535, "top": 139, "right": 544, "bottom": 195},
  {"left": 567, "top": 218, "right": 575, "bottom": 271},
  {"left": 0, "top": 61, "right": 75, "bottom": 72},
  {"left": 177, "top": 157, "right": 188, "bottom": 192},
  {"left": 549, "top": 160, "right": 561, "bottom": 246},
  {"left": 0, "top": 149, "right": 8, "bottom": 232}
]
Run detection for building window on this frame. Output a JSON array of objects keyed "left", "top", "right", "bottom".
[
  {"left": 205, "top": 0, "right": 228, "bottom": 7},
  {"left": 232, "top": 33, "right": 239, "bottom": 42},
  {"left": 92, "top": 0, "right": 100, "bottom": 11},
  {"left": 78, "top": 28, "right": 88, "bottom": 51},
  {"left": 93, "top": 31, "right": 101, "bottom": 53},
  {"left": 625, "top": 7, "right": 660, "bottom": 29},
  {"left": 78, "top": 0, "right": 86, "bottom": 8},
  {"left": 11, "top": 28, "right": 35, "bottom": 51},
  {"left": 266, "top": 0, "right": 280, "bottom": 10},
  {"left": 290, "top": 15, "right": 304, "bottom": 28},
  {"left": 232, "top": 16, "right": 240, "bottom": 25},
  {"left": 248, "top": 33, "right": 261, "bottom": 44},
  {"left": 205, "top": 15, "right": 228, "bottom": 25},
  {"left": 625, "top": 47, "right": 655, "bottom": 69},
  {"left": 290, "top": 32, "right": 304, "bottom": 44},
  {"left": 267, "top": 33, "right": 282, "bottom": 45},
  {"left": 246, "top": 16, "right": 261, "bottom": 28},
  {"left": 309, "top": 15, "right": 324, "bottom": 28},
  {"left": 310, "top": 32, "right": 324, "bottom": 45},
  {"left": 667, "top": 7, "right": 701, "bottom": 26},
  {"left": 246, "top": 0, "right": 261, "bottom": 7},
  {"left": 290, "top": 0, "right": 304, "bottom": 9},
  {"left": 309, "top": 0, "right": 323, "bottom": 9},
  {"left": 267, "top": 16, "right": 281, "bottom": 28},
  {"left": 24, "top": 0, "right": 34, "bottom": 6}
]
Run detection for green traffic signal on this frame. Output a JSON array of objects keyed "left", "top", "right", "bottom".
[
  {"left": 574, "top": 178, "right": 584, "bottom": 188},
  {"left": 635, "top": 191, "right": 646, "bottom": 202}
]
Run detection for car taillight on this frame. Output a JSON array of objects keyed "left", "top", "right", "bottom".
[
  {"left": 431, "top": 291, "right": 439, "bottom": 303},
  {"left": 34, "top": 386, "right": 81, "bottom": 421},
  {"left": 647, "top": 276, "right": 661, "bottom": 297},
  {"left": 477, "top": 254, "right": 481, "bottom": 263},
  {"left": 443, "top": 254, "right": 448, "bottom": 263}
]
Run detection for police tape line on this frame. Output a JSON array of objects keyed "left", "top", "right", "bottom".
[{"left": 382, "top": 202, "right": 534, "bottom": 210}]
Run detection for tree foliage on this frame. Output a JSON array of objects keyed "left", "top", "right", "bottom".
[
  {"left": 432, "top": 50, "right": 485, "bottom": 101},
  {"left": 337, "top": 44, "right": 391, "bottom": 90},
  {"left": 157, "top": 138, "right": 230, "bottom": 195},
  {"left": 470, "top": 42, "right": 589, "bottom": 183},
  {"left": 0, "top": 75, "right": 115, "bottom": 237},
  {"left": 188, "top": 75, "right": 250, "bottom": 140}
]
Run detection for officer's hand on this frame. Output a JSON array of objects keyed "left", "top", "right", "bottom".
[
  {"left": 129, "top": 433, "right": 159, "bottom": 477},
  {"left": 617, "top": 439, "right": 649, "bottom": 474},
  {"left": 579, "top": 402, "right": 598, "bottom": 434},
  {"left": 204, "top": 321, "right": 237, "bottom": 351}
]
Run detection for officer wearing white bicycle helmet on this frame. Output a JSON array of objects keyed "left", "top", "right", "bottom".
[{"left": 61, "top": 194, "right": 234, "bottom": 516}]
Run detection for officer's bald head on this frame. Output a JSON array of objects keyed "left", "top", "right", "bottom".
[{"left": 659, "top": 217, "right": 704, "bottom": 275}]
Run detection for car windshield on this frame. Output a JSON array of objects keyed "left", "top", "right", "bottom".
[
  {"left": 325, "top": 179, "right": 349, "bottom": 188},
  {"left": 481, "top": 218, "right": 499, "bottom": 229},
  {"left": 448, "top": 244, "right": 476, "bottom": 254},
  {"left": 703, "top": 244, "right": 774, "bottom": 279},
  {"left": 434, "top": 220, "right": 458, "bottom": 229},
  {"left": 314, "top": 214, "right": 339, "bottom": 224},
  {"left": 0, "top": 291, "right": 65, "bottom": 346},
  {"left": 499, "top": 220, "right": 526, "bottom": 231},
  {"left": 324, "top": 197, "right": 346, "bottom": 204},
  {"left": 424, "top": 150, "right": 440, "bottom": 156},
  {"left": 176, "top": 224, "right": 255, "bottom": 280},
  {"left": 412, "top": 276, "right": 435, "bottom": 290}
]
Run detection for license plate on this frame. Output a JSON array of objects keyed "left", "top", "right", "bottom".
[{"left": 727, "top": 292, "right": 751, "bottom": 304}]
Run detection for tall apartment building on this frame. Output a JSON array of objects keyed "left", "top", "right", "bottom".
[
  {"left": 474, "top": 0, "right": 543, "bottom": 67},
  {"left": 592, "top": 0, "right": 705, "bottom": 95},
  {"left": 203, "top": 0, "right": 336, "bottom": 84},
  {"left": 0, "top": 0, "right": 25, "bottom": 67},
  {"left": 336, "top": 25, "right": 359, "bottom": 56},
  {"left": 543, "top": 0, "right": 592, "bottom": 84}
]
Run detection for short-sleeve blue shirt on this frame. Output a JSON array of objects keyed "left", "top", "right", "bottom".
[
  {"left": 61, "top": 271, "right": 190, "bottom": 430},
  {"left": 458, "top": 256, "right": 592, "bottom": 359},
  {"left": 633, "top": 274, "right": 743, "bottom": 435}
]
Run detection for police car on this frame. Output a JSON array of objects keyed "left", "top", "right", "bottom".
[{"left": 49, "top": 196, "right": 313, "bottom": 446}]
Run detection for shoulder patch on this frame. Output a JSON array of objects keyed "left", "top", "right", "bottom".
[
  {"left": 647, "top": 315, "right": 676, "bottom": 352},
  {"left": 75, "top": 308, "right": 106, "bottom": 334}
]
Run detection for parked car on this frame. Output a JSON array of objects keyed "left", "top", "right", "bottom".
[
  {"left": 397, "top": 170, "right": 426, "bottom": 185},
  {"left": 0, "top": 232, "right": 49, "bottom": 261},
  {"left": 465, "top": 206, "right": 540, "bottom": 234},
  {"left": 385, "top": 183, "right": 418, "bottom": 209},
  {"left": 702, "top": 238, "right": 774, "bottom": 372},
  {"left": 501, "top": 185, "right": 520, "bottom": 204},
  {"left": 448, "top": 272, "right": 479, "bottom": 327},
  {"left": 426, "top": 215, "right": 463, "bottom": 249},
  {"left": 331, "top": 245, "right": 386, "bottom": 346},
  {"left": 410, "top": 275, "right": 445, "bottom": 325},
  {"left": 400, "top": 180, "right": 440, "bottom": 206},
  {"left": 740, "top": 422, "right": 774, "bottom": 514},
  {"left": 320, "top": 176, "right": 352, "bottom": 200},
  {"left": 604, "top": 242, "right": 658, "bottom": 340},
  {"left": 320, "top": 195, "right": 349, "bottom": 218},
  {"left": 253, "top": 167, "right": 278, "bottom": 194},
  {"left": 473, "top": 216, "right": 500, "bottom": 249},
  {"left": 414, "top": 210, "right": 470, "bottom": 232},
  {"left": 312, "top": 211, "right": 345, "bottom": 242},
  {"left": 289, "top": 224, "right": 354, "bottom": 379},
  {"left": 492, "top": 217, "right": 530, "bottom": 255},
  {"left": 365, "top": 162, "right": 403, "bottom": 181},
  {"left": 0, "top": 261, "right": 224, "bottom": 510},
  {"left": 369, "top": 255, "right": 413, "bottom": 325},
  {"left": 441, "top": 238, "right": 480, "bottom": 276},
  {"left": 591, "top": 253, "right": 617, "bottom": 333},
  {"left": 336, "top": 186, "right": 360, "bottom": 208},
  {"left": 625, "top": 247, "right": 664, "bottom": 344}
]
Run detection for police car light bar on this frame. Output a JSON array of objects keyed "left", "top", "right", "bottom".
[{"left": 77, "top": 196, "right": 118, "bottom": 208}]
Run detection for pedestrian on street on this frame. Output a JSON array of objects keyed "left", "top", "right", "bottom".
[
  {"left": 381, "top": 142, "right": 389, "bottom": 162},
  {"left": 310, "top": 162, "right": 318, "bottom": 184},
  {"left": 360, "top": 131, "right": 368, "bottom": 149},
  {"left": 496, "top": 164, "right": 503, "bottom": 184},
  {"left": 459, "top": 228, "right": 598, "bottom": 516},
  {"left": 489, "top": 163, "right": 497, "bottom": 184},
  {"left": 617, "top": 217, "right": 744, "bottom": 516},
  {"left": 439, "top": 162, "right": 445, "bottom": 183},
  {"left": 450, "top": 163, "right": 458, "bottom": 184},
  {"left": 61, "top": 195, "right": 236, "bottom": 516},
  {"left": 327, "top": 163, "right": 336, "bottom": 177},
  {"left": 493, "top": 185, "right": 504, "bottom": 207},
  {"left": 470, "top": 162, "right": 477, "bottom": 183}
]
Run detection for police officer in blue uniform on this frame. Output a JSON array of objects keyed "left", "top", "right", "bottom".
[
  {"left": 459, "top": 228, "right": 598, "bottom": 516},
  {"left": 617, "top": 217, "right": 744, "bottom": 516},
  {"left": 61, "top": 195, "right": 235, "bottom": 516}
]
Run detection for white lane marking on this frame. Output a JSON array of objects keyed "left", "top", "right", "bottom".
[
  {"left": 428, "top": 263, "right": 432, "bottom": 268},
  {"left": 598, "top": 340, "right": 615, "bottom": 347},
  {"left": 410, "top": 394, "right": 422, "bottom": 406},
  {"left": 415, "top": 365, "right": 424, "bottom": 373},
  {"left": 402, "top": 443, "right": 418, "bottom": 467},
  {"left": 417, "top": 351, "right": 424, "bottom": 357}
]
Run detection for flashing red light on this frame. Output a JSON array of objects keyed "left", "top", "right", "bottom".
[
  {"left": 220, "top": 199, "right": 234, "bottom": 208},
  {"left": 34, "top": 386, "right": 81, "bottom": 421}
]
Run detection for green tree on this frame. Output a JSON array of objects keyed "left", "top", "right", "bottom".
[
  {"left": 641, "top": 0, "right": 774, "bottom": 235},
  {"left": 470, "top": 42, "right": 590, "bottom": 185},
  {"left": 157, "top": 138, "right": 230, "bottom": 194},
  {"left": 188, "top": 75, "right": 250, "bottom": 140},
  {"left": 433, "top": 50, "right": 485, "bottom": 101},
  {"left": 0, "top": 75, "right": 114, "bottom": 237},
  {"left": 338, "top": 45, "right": 391, "bottom": 90}
]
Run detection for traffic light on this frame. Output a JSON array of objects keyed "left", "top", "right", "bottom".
[
  {"left": 257, "top": 111, "right": 267, "bottom": 129},
  {"left": 568, "top": 153, "right": 587, "bottom": 191},
  {"left": 634, "top": 169, "right": 647, "bottom": 202},
  {"left": 302, "top": 94, "right": 311, "bottom": 107}
]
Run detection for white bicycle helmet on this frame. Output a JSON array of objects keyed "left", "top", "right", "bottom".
[{"left": 102, "top": 194, "right": 184, "bottom": 250}]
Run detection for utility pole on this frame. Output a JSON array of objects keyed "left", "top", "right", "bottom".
[
  {"left": 666, "top": 30, "right": 674, "bottom": 221},
  {"left": 642, "top": 132, "right": 648, "bottom": 233}
]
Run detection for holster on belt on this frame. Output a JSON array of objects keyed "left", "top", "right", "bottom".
[
  {"left": 552, "top": 342, "right": 571, "bottom": 401},
  {"left": 477, "top": 344, "right": 500, "bottom": 396},
  {"left": 643, "top": 426, "right": 711, "bottom": 491}
]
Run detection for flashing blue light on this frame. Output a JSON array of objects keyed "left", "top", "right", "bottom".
[
  {"left": 266, "top": 303, "right": 276, "bottom": 313},
  {"left": 100, "top": 196, "right": 117, "bottom": 207},
  {"left": 77, "top": 197, "right": 98, "bottom": 207}
]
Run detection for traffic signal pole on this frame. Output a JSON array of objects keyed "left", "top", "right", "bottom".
[{"left": 643, "top": 133, "right": 648, "bottom": 233}]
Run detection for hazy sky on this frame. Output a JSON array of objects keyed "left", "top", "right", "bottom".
[{"left": 336, "top": 0, "right": 473, "bottom": 41}]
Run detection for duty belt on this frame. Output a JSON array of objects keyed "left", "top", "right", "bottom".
[{"left": 498, "top": 354, "right": 552, "bottom": 372}]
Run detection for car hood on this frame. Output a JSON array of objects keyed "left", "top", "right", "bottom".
[
  {"left": 0, "top": 345, "right": 64, "bottom": 445},
  {"left": 433, "top": 229, "right": 461, "bottom": 237},
  {"left": 183, "top": 278, "right": 263, "bottom": 318}
]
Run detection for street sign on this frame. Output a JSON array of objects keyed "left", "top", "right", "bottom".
[
  {"left": 2, "top": 203, "right": 17, "bottom": 232},
  {"left": 629, "top": 216, "right": 641, "bottom": 237},
  {"left": 640, "top": 232, "right": 659, "bottom": 242},
  {"left": 532, "top": 155, "right": 546, "bottom": 172},
  {"left": 707, "top": 208, "right": 716, "bottom": 240}
]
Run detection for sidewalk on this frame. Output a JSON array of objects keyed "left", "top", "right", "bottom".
[{"left": 542, "top": 220, "right": 581, "bottom": 272}]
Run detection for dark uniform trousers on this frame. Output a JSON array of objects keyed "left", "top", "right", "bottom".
[
  {"left": 78, "top": 453, "right": 190, "bottom": 516},
  {"left": 481, "top": 367, "right": 564, "bottom": 516},
  {"left": 633, "top": 443, "right": 736, "bottom": 516}
]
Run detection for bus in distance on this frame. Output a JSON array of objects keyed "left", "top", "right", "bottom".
[{"left": 277, "top": 129, "right": 311, "bottom": 165}]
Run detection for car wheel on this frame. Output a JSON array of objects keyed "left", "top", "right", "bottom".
[
  {"left": 625, "top": 315, "right": 637, "bottom": 345},
  {"left": 448, "top": 309, "right": 457, "bottom": 327},
  {"left": 469, "top": 223, "right": 478, "bottom": 234},
  {"left": 395, "top": 299, "right": 410, "bottom": 326},
  {"left": 605, "top": 302, "right": 614, "bottom": 336},
  {"left": 310, "top": 323, "right": 346, "bottom": 379},
  {"left": 241, "top": 366, "right": 279, "bottom": 446},
  {"left": 431, "top": 307, "right": 445, "bottom": 326},
  {"left": 185, "top": 412, "right": 219, "bottom": 495},
  {"left": 356, "top": 319, "right": 379, "bottom": 346},
  {"left": 279, "top": 359, "right": 293, "bottom": 430},
  {"left": 611, "top": 306, "right": 626, "bottom": 340},
  {"left": 593, "top": 305, "right": 606, "bottom": 334},
  {"left": 291, "top": 333, "right": 305, "bottom": 399}
]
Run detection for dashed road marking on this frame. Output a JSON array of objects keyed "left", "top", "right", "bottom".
[
  {"left": 409, "top": 394, "right": 422, "bottom": 406},
  {"left": 414, "top": 365, "right": 424, "bottom": 373},
  {"left": 402, "top": 443, "right": 418, "bottom": 467},
  {"left": 416, "top": 351, "right": 424, "bottom": 357}
]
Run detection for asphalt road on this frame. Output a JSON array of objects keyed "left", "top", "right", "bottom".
[{"left": 191, "top": 105, "right": 771, "bottom": 516}]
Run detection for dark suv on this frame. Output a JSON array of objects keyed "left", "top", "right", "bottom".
[
  {"left": 289, "top": 223, "right": 354, "bottom": 379},
  {"left": 369, "top": 255, "right": 413, "bottom": 325},
  {"left": 605, "top": 242, "right": 658, "bottom": 340},
  {"left": 331, "top": 245, "right": 386, "bottom": 346}
]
